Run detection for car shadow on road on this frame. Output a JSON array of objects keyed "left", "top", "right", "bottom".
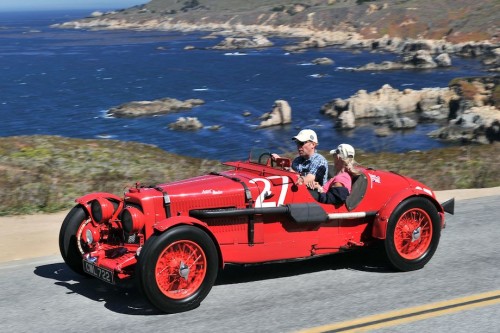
[
  {"left": 33, "top": 263, "right": 163, "bottom": 316},
  {"left": 33, "top": 249, "right": 393, "bottom": 316},
  {"left": 215, "top": 247, "right": 394, "bottom": 285}
]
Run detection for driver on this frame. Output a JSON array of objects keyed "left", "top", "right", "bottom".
[{"left": 272, "top": 129, "right": 328, "bottom": 188}]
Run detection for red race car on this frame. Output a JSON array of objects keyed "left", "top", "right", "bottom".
[{"left": 59, "top": 148, "right": 454, "bottom": 313}]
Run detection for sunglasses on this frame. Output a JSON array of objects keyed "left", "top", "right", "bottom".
[{"left": 295, "top": 141, "right": 310, "bottom": 147}]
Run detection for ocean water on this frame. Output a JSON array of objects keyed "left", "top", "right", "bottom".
[{"left": 0, "top": 10, "right": 488, "bottom": 161}]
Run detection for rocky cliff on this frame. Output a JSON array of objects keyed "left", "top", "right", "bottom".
[
  {"left": 52, "top": 0, "right": 500, "bottom": 71},
  {"left": 54, "top": 0, "right": 499, "bottom": 44}
]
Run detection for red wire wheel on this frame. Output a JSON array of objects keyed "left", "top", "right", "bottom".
[
  {"left": 137, "top": 225, "right": 218, "bottom": 313},
  {"left": 393, "top": 208, "right": 433, "bottom": 260},
  {"left": 385, "top": 197, "right": 441, "bottom": 271},
  {"left": 155, "top": 240, "right": 208, "bottom": 299}
]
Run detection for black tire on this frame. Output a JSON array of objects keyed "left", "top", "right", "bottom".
[
  {"left": 137, "top": 225, "right": 219, "bottom": 313},
  {"left": 385, "top": 197, "right": 441, "bottom": 271},
  {"left": 58, "top": 205, "right": 89, "bottom": 276}
]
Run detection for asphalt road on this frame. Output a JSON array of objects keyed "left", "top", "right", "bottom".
[{"left": 1, "top": 195, "right": 499, "bottom": 333}]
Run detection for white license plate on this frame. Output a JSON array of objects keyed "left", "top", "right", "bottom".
[{"left": 83, "top": 260, "right": 115, "bottom": 284}]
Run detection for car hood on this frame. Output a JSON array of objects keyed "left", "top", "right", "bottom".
[{"left": 156, "top": 172, "right": 260, "bottom": 212}]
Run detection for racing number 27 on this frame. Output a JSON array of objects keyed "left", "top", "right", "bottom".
[{"left": 250, "top": 176, "right": 288, "bottom": 208}]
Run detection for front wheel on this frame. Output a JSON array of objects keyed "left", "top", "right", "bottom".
[
  {"left": 137, "top": 225, "right": 219, "bottom": 313},
  {"left": 59, "top": 205, "right": 89, "bottom": 275},
  {"left": 385, "top": 197, "right": 441, "bottom": 271}
]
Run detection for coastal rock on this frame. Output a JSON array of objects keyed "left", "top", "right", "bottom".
[
  {"left": 431, "top": 76, "right": 500, "bottom": 143},
  {"left": 322, "top": 85, "right": 454, "bottom": 129},
  {"left": 320, "top": 98, "right": 348, "bottom": 117},
  {"left": 435, "top": 53, "right": 452, "bottom": 67},
  {"left": 374, "top": 126, "right": 391, "bottom": 137},
  {"left": 482, "top": 47, "right": 500, "bottom": 72},
  {"left": 108, "top": 98, "right": 204, "bottom": 118},
  {"left": 354, "top": 61, "right": 405, "bottom": 71},
  {"left": 455, "top": 42, "right": 491, "bottom": 58},
  {"left": 428, "top": 106, "right": 500, "bottom": 144},
  {"left": 168, "top": 117, "right": 203, "bottom": 131},
  {"left": 284, "top": 36, "right": 335, "bottom": 52},
  {"left": 389, "top": 116, "right": 417, "bottom": 129},
  {"left": 420, "top": 108, "right": 450, "bottom": 121},
  {"left": 312, "top": 57, "right": 334, "bottom": 65},
  {"left": 208, "top": 125, "right": 222, "bottom": 131},
  {"left": 258, "top": 100, "right": 292, "bottom": 128},
  {"left": 337, "top": 110, "right": 355, "bottom": 129},
  {"left": 402, "top": 50, "right": 437, "bottom": 68},
  {"left": 449, "top": 77, "right": 499, "bottom": 109},
  {"left": 211, "top": 35, "right": 273, "bottom": 50},
  {"left": 90, "top": 11, "right": 105, "bottom": 17},
  {"left": 355, "top": 50, "right": 451, "bottom": 71},
  {"left": 345, "top": 85, "right": 452, "bottom": 118}
]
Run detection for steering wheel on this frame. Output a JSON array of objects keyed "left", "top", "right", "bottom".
[{"left": 258, "top": 152, "right": 274, "bottom": 166}]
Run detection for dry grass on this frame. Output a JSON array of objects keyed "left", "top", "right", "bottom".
[
  {"left": 1, "top": 135, "right": 498, "bottom": 216},
  {"left": 351, "top": 144, "right": 500, "bottom": 190},
  {"left": 0, "top": 136, "right": 221, "bottom": 216}
]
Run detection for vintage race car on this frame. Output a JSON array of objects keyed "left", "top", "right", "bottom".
[{"left": 59, "top": 148, "right": 454, "bottom": 313}]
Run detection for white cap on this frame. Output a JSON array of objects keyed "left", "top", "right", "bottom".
[
  {"left": 330, "top": 143, "right": 355, "bottom": 159},
  {"left": 292, "top": 129, "right": 318, "bottom": 143}
]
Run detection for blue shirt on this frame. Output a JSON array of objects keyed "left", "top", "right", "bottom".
[{"left": 292, "top": 152, "right": 328, "bottom": 185}]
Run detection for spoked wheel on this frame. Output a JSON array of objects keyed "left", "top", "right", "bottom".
[
  {"left": 385, "top": 197, "right": 441, "bottom": 271},
  {"left": 156, "top": 240, "right": 208, "bottom": 299},
  {"left": 58, "top": 205, "right": 90, "bottom": 275},
  {"left": 137, "top": 225, "right": 218, "bottom": 313}
]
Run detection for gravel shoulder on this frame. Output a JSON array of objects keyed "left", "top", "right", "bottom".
[{"left": 1, "top": 187, "right": 499, "bottom": 264}]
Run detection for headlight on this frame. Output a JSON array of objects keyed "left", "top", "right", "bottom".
[
  {"left": 82, "top": 225, "right": 100, "bottom": 245},
  {"left": 122, "top": 206, "right": 145, "bottom": 234},
  {"left": 85, "top": 229, "right": 94, "bottom": 244},
  {"left": 91, "top": 198, "right": 115, "bottom": 223}
]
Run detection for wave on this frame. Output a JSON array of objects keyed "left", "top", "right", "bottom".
[
  {"left": 224, "top": 52, "right": 247, "bottom": 56},
  {"left": 335, "top": 66, "right": 356, "bottom": 71},
  {"left": 98, "top": 110, "right": 114, "bottom": 119},
  {"left": 309, "top": 74, "right": 329, "bottom": 78},
  {"left": 95, "top": 134, "right": 116, "bottom": 139}
]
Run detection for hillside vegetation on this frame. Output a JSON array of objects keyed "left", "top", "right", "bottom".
[
  {"left": 1, "top": 135, "right": 498, "bottom": 216},
  {"left": 0, "top": 136, "right": 220, "bottom": 216},
  {"left": 109, "top": 0, "right": 499, "bottom": 43}
]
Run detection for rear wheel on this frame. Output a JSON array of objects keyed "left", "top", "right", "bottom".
[
  {"left": 59, "top": 205, "right": 89, "bottom": 275},
  {"left": 385, "top": 197, "right": 440, "bottom": 271},
  {"left": 137, "top": 225, "right": 218, "bottom": 313}
]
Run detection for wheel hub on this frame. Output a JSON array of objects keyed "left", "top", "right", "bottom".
[
  {"left": 179, "top": 261, "right": 190, "bottom": 280},
  {"left": 412, "top": 227, "right": 421, "bottom": 242}
]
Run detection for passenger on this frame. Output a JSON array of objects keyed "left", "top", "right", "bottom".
[
  {"left": 314, "top": 143, "right": 359, "bottom": 205},
  {"left": 272, "top": 129, "right": 328, "bottom": 188}
]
